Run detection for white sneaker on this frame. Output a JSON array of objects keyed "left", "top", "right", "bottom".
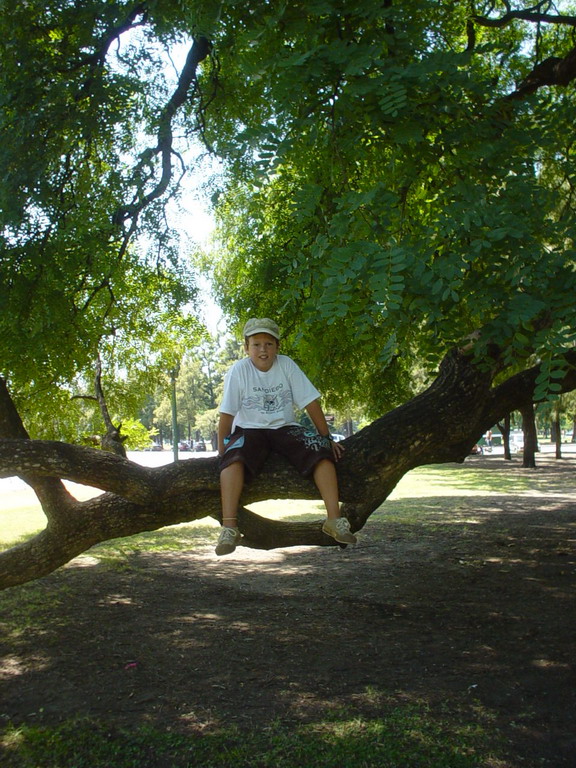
[
  {"left": 322, "top": 517, "right": 357, "bottom": 544},
  {"left": 215, "top": 526, "right": 242, "bottom": 556}
]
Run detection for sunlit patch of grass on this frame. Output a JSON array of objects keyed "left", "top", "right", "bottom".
[
  {"left": 0, "top": 506, "right": 46, "bottom": 549},
  {"left": 369, "top": 460, "right": 575, "bottom": 529},
  {"left": 87, "top": 520, "right": 221, "bottom": 565},
  {"left": 247, "top": 499, "right": 326, "bottom": 523},
  {"left": 389, "top": 464, "right": 533, "bottom": 499},
  {"left": 0, "top": 482, "right": 102, "bottom": 549}
]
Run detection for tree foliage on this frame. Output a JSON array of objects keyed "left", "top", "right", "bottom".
[
  {"left": 3, "top": 0, "right": 575, "bottom": 414},
  {"left": 0, "top": 0, "right": 207, "bottom": 419},
  {"left": 207, "top": 0, "right": 576, "bottom": 410}
]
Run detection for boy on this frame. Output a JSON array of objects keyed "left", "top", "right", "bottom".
[{"left": 216, "top": 317, "right": 357, "bottom": 556}]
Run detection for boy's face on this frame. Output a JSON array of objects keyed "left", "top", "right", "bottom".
[{"left": 245, "top": 332, "right": 279, "bottom": 372}]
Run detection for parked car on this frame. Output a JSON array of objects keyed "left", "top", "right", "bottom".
[
  {"left": 145, "top": 443, "right": 163, "bottom": 452},
  {"left": 193, "top": 439, "right": 206, "bottom": 451},
  {"left": 178, "top": 441, "right": 191, "bottom": 451},
  {"left": 510, "top": 431, "right": 524, "bottom": 452}
]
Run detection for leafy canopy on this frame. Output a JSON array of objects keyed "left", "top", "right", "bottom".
[
  {"left": 205, "top": 0, "right": 576, "bottom": 412},
  {"left": 0, "top": 0, "right": 205, "bottom": 418},
  {"left": 2, "top": 0, "right": 576, "bottom": 425}
]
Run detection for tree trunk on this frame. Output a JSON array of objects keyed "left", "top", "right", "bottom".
[
  {"left": 554, "top": 410, "right": 562, "bottom": 459},
  {"left": 521, "top": 404, "right": 537, "bottom": 469},
  {"left": 498, "top": 413, "right": 512, "bottom": 460},
  {"left": 2, "top": 348, "right": 576, "bottom": 590},
  {"left": 95, "top": 355, "right": 127, "bottom": 457}
]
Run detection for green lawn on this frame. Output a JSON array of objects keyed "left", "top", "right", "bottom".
[{"left": 1, "top": 711, "right": 488, "bottom": 768}]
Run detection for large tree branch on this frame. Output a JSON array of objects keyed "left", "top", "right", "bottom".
[
  {"left": 70, "top": 3, "right": 149, "bottom": 73},
  {"left": 0, "top": 378, "right": 75, "bottom": 515},
  {"left": 113, "top": 36, "right": 211, "bottom": 225},
  {"left": 507, "top": 46, "right": 576, "bottom": 99},
  {"left": 2, "top": 349, "right": 576, "bottom": 589},
  {"left": 469, "top": 8, "right": 576, "bottom": 99},
  {"left": 0, "top": 440, "right": 222, "bottom": 504},
  {"left": 0, "top": 489, "right": 219, "bottom": 589},
  {"left": 472, "top": 9, "right": 576, "bottom": 30}
]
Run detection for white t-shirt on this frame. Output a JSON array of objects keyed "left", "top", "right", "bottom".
[{"left": 220, "top": 355, "right": 321, "bottom": 429}]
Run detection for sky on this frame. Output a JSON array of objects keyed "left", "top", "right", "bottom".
[
  {"left": 162, "top": 41, "right": 226, "bottom": 338},
  {"left": 167, "top": 165, "right": 226, "bottom": 338},
  {"left": 115, "top": 32, "right": 225, "bottom": 338}
]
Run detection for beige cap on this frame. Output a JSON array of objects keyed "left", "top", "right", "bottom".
[{"left": 242, "top": 317, "right": 280, "bottom": 340}]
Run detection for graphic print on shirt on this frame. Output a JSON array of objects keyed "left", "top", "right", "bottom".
[{"left": 242, "top": 386, "right": 293, "bottom": 416}]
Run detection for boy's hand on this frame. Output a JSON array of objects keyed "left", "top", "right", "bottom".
[{"left": 330, "top": 438, "right": 345, "bottom": 462}]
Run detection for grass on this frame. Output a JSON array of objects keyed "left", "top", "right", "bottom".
[
  {"left": 1, "top": 709, "right": 491, "bottom": 768},
  {"left": 0, "top": 480, "right": 100, "bottom": 548},
  {"left": 0, "top": 501, "right": 48, "bottom": 547}
]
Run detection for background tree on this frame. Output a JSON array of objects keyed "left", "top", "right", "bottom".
[
  {"left": 153, "top": 355, "right": 213, "bottom": 443},
  {"left": 563, "top": 391, "right": 576, "bottom": 442}
]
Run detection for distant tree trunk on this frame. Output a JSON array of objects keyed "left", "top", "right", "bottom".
[
  {"left": 572, "top": 414, "right": 576, "bottom": 443},
  {"left": 521, "top": 404, "right": 537, "bottom": 468},
  {"left": 550, "top": 419, "right": 559, "bottom": 443},
  {"left": 498, "top": 414, "right": 512, "bottom": 460},
  {"left": 554, "top": 409, "right": 562, "bottom": 459},
  {"left": 344, "top": 419, "right": 354, "bottom": 437}
]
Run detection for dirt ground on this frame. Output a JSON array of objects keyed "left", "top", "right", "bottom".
[{"left": 1, "top": 455, "right": 575, "bottom": 767}]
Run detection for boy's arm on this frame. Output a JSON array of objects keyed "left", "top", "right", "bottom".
[
  {"left": 218, "top": 412, "right": 235, "bottom": 457},
  {"left": 305, "top": 399, "right": 344, "bottom": 461}
]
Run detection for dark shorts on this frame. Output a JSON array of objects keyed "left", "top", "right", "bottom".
[{"left": 219, "top": 425, "right": 334, "bottom": 478}]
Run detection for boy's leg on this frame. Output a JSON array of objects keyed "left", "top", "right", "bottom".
[
  {"left": 216, "top": 460, "right": 244, "bottom": 556},
  {"left": 270, "top": 428, "right": 357, "bottom": 545},
  {"left": 314, "top": 458, "right": 357, "bottom": 544},
  {"left": 216, "top": 429, "right": 270, "bottom": 556},
  {"left": 312, "top": 458, "right": 341, "bottom": 519},
  {"left": 220, "top": 460, "right": 244, "bottom": 529}
]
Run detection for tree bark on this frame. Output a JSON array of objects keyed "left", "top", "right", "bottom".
[
  {"left": 95, "top": 355, "right": 127, "bottom": 457},
  {"left": 554, "top": 410, "right": 562, "bottom": 459},
  {"left": 521, "top": 403, "right": 538, "bottom": 469},
  {"left": 2, "top": 348, "right": 576, "bottom": 590},
  {"left": 497, "top": 413, "right": 512, "bottom": 461}
]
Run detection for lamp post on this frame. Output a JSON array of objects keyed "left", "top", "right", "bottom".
[{"left": 170, "top": 363, "right": 180, "bottom": 462}]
